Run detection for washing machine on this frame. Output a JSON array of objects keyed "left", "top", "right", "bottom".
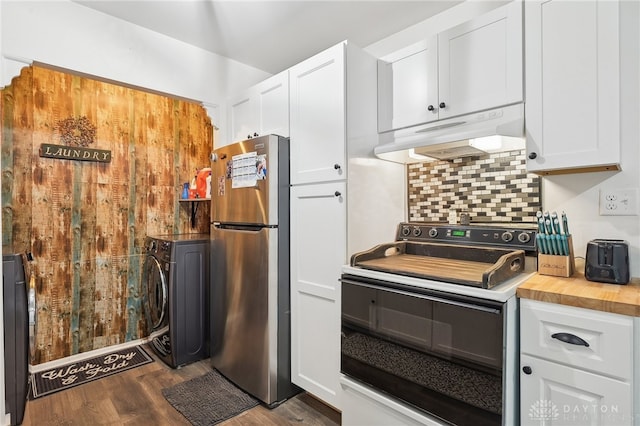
[{"left": 142, "top": 234, "right": 209, "bottom": 368}]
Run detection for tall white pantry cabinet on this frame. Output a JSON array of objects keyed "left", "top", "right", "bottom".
[{"left": 289, "top": 41, "right": 405, "bottom": 409}]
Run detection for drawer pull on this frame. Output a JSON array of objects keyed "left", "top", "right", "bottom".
[{"left": 551, "top": 332, "right": 590, "bottom": 347}]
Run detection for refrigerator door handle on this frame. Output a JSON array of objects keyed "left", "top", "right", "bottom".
[{"left": 214, "top": 223, "right": 276, "bottom": 231}]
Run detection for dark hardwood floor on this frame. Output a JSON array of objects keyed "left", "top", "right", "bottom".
[{"left": 22, "top": 345, "right": 341, "bottom": 425}]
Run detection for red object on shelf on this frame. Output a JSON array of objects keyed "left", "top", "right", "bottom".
[{"left": 196, "top": 167, "right": 211, "bottom": 199}]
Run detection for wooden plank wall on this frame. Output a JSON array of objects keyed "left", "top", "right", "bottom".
[{"left": 1, "top": 65, "right": 212, "bottom": 364}]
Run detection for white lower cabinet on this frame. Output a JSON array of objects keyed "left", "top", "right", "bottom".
[
  {"left": 520, "top": 299, "right": 636, "bottom": 425},
  {"left": 521, "top": 354, "right": 631, "bottom": 426},
  {"left": 290, "top": 182, "right": 346, "bottom": 410}
]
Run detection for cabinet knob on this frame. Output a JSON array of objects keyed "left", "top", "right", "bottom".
[
  {"left": 427, "top": 105, "right": 435, "bottom": 112},
  {"left": 334, "top": 164, "right": 341, "bottom": 170},
  {"left": 522, "top": 366, "right": 532, "bottom": 375},
  {"left": 334, "top": 191, "right": 342, "bottom": 197},
  {"left": 439, "top": 102, "right": 446, "bottom": 109},
  {"left": 528, "top": 152, "right": 537, "bottom": 160}
]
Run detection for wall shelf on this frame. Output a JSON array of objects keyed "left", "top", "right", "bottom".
[{"left": 179, "top": 198, "right": 210, "bottom": 228}]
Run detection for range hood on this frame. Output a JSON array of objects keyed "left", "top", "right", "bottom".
[{"left": 375, "top": 104, "right": 525, "bottom": 164}]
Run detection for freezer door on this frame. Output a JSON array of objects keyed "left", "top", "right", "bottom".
[
  {"left": 210, "top": 224, "right": 285, "bottom": 404},
  {"left": 211, "top": 135, "right": 289, "bottom": 225}
]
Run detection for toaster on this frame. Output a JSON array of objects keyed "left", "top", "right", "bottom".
[{"left": 585, "top": 239, "right": 630, "bottom": 284}]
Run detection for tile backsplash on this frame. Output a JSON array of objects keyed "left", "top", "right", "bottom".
[{"left": 408, "top": 150, "right": 541, "bottom": 223}]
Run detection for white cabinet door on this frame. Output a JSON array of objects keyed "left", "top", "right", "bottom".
[
  {"left": 520, "top": 354, "right": 632, "bottom": 426},
  {"left": 525, "top": 0, "right": 620, "bottom": 173},
  {"left": 227, "top": 71, "right": 290, "bottom": 146},
  {"left": 227, "top": 89, "right": 255, "bottom": 145},
  {"left": 438, "top": 0, "right": 523, "bottom": 120},
  {"left": 377, "top": 38, "right": 438, "bottom": 132},
  {"left": 376, "top": 2, "right": 522, "bottom": 132},
  {"left": 289, "top": 43, "right": 346, "bottom": 185},
  {"left": 255, "top": 70, "right": 289, "bottom": 138},
  {"left": 290, "top": 182, "right": 346, "bottom": 410}
]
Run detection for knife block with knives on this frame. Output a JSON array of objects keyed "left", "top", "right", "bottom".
[
  {"left": 538, "top": 235, "right": 576, "bottom": 277},
  {"left": 536, "top": 211, "right": 576, "bottom": 278}
]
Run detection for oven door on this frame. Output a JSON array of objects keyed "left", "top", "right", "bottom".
[{"left": 341, "top": 274, "right": 504, "bottom": 426}]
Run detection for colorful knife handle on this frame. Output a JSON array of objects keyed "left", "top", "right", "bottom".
[{"left": 536, "top": 234, "right": 546, "bottom": 254}]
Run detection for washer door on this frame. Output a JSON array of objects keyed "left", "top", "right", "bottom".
[{"left": 143, "top": 254, "right": 168, "bottom": 330}]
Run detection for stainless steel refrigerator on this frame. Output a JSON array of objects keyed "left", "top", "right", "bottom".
[{"left": 210, "top": 134, "right": 299, "bottom": 406}]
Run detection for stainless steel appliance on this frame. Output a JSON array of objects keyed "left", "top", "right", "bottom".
[
  {"left": 142, "top": 234, "right": 209, "bottom": 368},
  {"left": 341, "top": 222, "right": 537, "bottom": 426},
  {"left": 210, "top": 134, "right": 299, "bottom": 406}
]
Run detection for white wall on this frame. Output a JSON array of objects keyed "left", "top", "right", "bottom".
[
  {"left": 0, "top": 0, "right": 270, "bottom": 128},
  {"left": 366, "top": 0, "right": 640, "bottom": 278}
]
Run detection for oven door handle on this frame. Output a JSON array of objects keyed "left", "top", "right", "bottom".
[{"left": 340, "top": 277, "right": 502, "bottom": 315}]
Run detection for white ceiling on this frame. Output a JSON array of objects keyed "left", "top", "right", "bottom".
[{"left": 74, "top": 0, "right": 463, "bottom": 74}]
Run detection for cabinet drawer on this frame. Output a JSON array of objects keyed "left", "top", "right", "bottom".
[{"left": 520, "top": 299, "right": 633, "bottom": 381}]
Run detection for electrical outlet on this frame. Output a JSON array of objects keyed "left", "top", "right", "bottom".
[{"left": 599, "top": 188, "right": 639, "bottom": 216}]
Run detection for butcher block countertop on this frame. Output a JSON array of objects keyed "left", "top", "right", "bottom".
[{"left": 517, "top": 258, "right": 640, "bottom": 317}]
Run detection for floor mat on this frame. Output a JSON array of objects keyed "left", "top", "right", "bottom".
[
  {"left": 30, "top": 345, "right": 153, "bottom": 399},
  {"left": 162, "top": 369, "right": 260, "bottom": 426}
]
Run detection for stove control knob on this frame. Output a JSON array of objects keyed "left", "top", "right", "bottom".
[
  {"left": 518, "top": 232, "right": 531, "bottom": 244},
  {"left": 413, "top": 227, "right": 422, "bottom": 237},
  {"left": 401, "top": 226, "right": 411, "bottom": 237},
  {"left": 501, "top": 231, "right": 514, "bottom": 242},
  {"left": 148, "top": 240, "right": 157, "bottom": 252},
  {"left": 428, "top": 228, "right": 438, "bottom": 238}
]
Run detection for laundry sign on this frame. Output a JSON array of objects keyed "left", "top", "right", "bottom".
[
  {"left": 40, "top": 115, "right": 111, "bottom": 162},
  {"left": 39, "top": 144, "right": 112, "bottom": 162}
]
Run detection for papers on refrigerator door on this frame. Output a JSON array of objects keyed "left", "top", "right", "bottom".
[{"left": 230, "top": 152, "right": 267, "bottom": 188}]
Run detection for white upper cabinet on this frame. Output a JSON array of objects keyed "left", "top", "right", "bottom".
[
  {"left": 377, "top": 1, "right": 523, "bottom": 133},
  {"left": 438, "top": 1, "right": 523, "bottom": 120},
  {"left": 289, "top": 43, "right": 346, "bottom": 185},
  {"left": 525, "top": 0, "right": 620, "bottom": 174},
  {"left": 255, "top": 72, "right": 289, "bottom": 139},
  {"left": 377, "top": 39, "right": 438, "bottom": 132},
  {"left": 227, "top": 90, "right": 254, "bottom": 144},
  {"left": 227, "top": 70, "right": 289, "bottom": 146}
]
